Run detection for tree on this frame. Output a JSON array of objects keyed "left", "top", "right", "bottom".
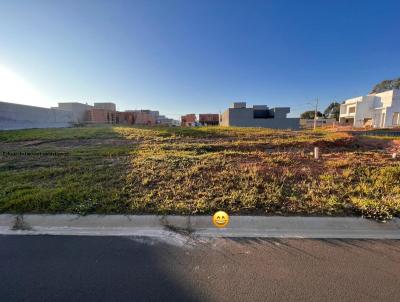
[
  {"left": 300, "top": 110, "right": 323, "bottom": 119},
  {"left": 370, "top": 77, "right": 400, "bottom": 94},
  {"left": 323, "top": 102, "right": 340, "bottom": 120}
]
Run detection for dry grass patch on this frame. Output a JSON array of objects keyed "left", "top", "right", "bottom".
[{"left": 0, "top": 125, "right": 399, "bottom": 220}]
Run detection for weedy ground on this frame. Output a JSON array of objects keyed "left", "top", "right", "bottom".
[{"left": 0, "top": 125, "right": 399, "bottom": 220}]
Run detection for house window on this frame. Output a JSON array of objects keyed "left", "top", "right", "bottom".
[
  {"left": 253, "top": 109, "right": 274, "bottom": 119},
  {"left": 348, "top": 106, "right": 356, "bottom": 114}
]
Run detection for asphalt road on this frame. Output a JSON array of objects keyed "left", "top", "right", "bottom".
[{"left": 1, "top": 235, "right": 400, "bottom": 302}]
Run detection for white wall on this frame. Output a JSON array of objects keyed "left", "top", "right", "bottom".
[
  {"left": 383, "top": 90, "right": 400, "bottom": 127},
  {"left": 0, "top": 102, "right": 74, "bottom": 130},
  {"left": 93, "top": 103, "right": 116, "bottom": 111},
  {"left": 57, "top": 102, "right": 92, "bottom": 123},
  {"left": 353, "top": 96, "right": 375, "bottom": 127}
]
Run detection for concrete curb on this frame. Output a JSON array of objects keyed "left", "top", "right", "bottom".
[{"left": 0, "top": 214, "right": 400, "bottom": 239}]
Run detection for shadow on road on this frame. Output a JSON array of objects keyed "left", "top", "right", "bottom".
[{"left": 0, "top": 235, "right": 207, "bottom": 302}]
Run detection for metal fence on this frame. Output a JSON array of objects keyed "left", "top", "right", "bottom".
[{"left": 358, "top": 131, "right": 400, "bottom": 137}]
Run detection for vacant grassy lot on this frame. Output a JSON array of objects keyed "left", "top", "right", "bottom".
[{"left": 1, "top": 126, "right": 399, "bottom": 220}]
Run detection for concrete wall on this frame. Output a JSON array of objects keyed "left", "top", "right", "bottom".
[
  {"left": 353, "top": 96, "right": 375, "bottom": 127},
  {"left": 221, "top": 107, "right": 300, "bottom": 129},
  {"left": 0, "top": 102, "right": 73, "bottom": 130},
  {"left": 272, "top": 107, "right": 291, "bottom": 119},
  {"left": 133, "top": 111, "right": 156, "bottom": 125},
  {"left": 220, "top": 110, "right": 230, "bottom": 126},
  {"left": 93, "top": 103, "right": 116, "bottom": 111},
  {"left": 86, "top": 108, "right": 116, "bottom": 124},
  {"left": 379, "top": 90, "right": 400, "bottom": 127},
  {"left": 375, "top": 90, "right": 395, "bottom": 108},
  {"left": 300, "top": 118, "right": 336, "bottom": 128},
  {"left": 57, "top": 102, "right": 92, "bottom": 123}
]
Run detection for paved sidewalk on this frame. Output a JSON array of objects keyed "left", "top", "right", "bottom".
[{"left": 1, "top": 214, "right": 399, "bottom": 238}]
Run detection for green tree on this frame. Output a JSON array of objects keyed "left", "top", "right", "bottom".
[
  {"left": 370, "top": 77, "right": 400, "bottom": 94},
  {"left": 323, "top": 102, "right": 340, "bottom": 120},
  {"left": 300, "top": 110, "right": 323, "bottom": 119}
]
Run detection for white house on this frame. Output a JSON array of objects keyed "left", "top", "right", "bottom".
[{"left": 339, "top": 89, "right": 400, "bottom": 128}]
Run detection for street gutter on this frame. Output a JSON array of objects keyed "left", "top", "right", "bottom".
[{"left": 0, "top": 214, "right": 399, "bottom": 239}]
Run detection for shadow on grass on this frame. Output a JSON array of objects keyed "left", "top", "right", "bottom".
[{"left": 0, "top": 126, "right": 138, "bottom": 214}]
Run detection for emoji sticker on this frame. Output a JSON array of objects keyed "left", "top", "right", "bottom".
[{"left": 212, "top": 211, "right": 229, "bottom": 228}]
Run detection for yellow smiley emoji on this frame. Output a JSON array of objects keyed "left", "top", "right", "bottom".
[{"left": 212, "top": 211, "right": 229, "bottom": 228}]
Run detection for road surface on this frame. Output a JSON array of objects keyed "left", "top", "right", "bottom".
[{"left": 1, "top": 235, "right": 399, "bottom": 301}]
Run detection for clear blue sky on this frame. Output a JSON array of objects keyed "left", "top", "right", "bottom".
[{"left": 0, "top": 0, "right": 399, "bottom": 118}]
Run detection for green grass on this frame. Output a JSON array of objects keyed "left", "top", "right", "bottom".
[
  {"left": 0, "top": 125, "right": 399, "bottom": 220},
  {"left": 0, "top": 126, "right": 120, "bottom": 142}
]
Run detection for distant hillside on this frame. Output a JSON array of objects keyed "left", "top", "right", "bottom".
[{"left": 370, "top": 77, "right": 400, "bottom": 94}]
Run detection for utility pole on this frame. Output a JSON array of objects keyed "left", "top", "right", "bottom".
[{"left": 313, "top": 97, "right": 319, "bottom": 130}]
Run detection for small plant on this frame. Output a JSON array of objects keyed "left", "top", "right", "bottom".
[{"left": 350, "top": 197, "right": 394, "bottom": 221}]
